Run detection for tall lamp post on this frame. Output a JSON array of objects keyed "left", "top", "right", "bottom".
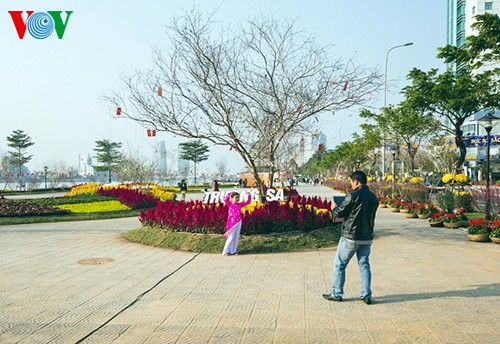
[
  {"left": 477, "top": 112, "right": 499, "bottom": 221},
  {"left": 381, "top": 42, "right": 413, "bottom": 177},
  {"left": 44, "top": 166, "right": 48, "bottom": 189}
]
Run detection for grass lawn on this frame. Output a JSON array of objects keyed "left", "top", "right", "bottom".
[
  {"left": 0, "top": 210, "right": 141, "bottom": 225},
  {"left": 124, "top": 225, "right": 341, "bottom": 254}
]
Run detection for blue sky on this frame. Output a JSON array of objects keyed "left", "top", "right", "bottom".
[{"left": 0, "top": 1, "right": 447, "bottom": 174}]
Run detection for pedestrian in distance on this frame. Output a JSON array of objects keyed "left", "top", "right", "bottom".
[
  {"left": 213, "top": 180, "right": 219, "bottom": 192},
  {"left": 323, "top": 170, "right": 379, "bottom": 305},
  {"left": 179, "top": 179, "right": 188, "bottom": 201},
  {"left": 222, "top": 191, "right": 252, "bottom": 256}
]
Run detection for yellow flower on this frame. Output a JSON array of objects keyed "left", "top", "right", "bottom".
[
  {"left": 65, "top": 183, "right": 102, "bottom": 196},
  {"left": 442, "top": 174, "right": 454, "bottom": 184},
  {"left": 55, "top": 200, "right": 130, "bottom": 213},
  {"left": 409, "top": 177, "right": 424, "bottom": 185},
  {"left": 454, "top": 174, "right": 469, "bottom": 183}
]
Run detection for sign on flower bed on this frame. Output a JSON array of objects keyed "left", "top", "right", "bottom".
[
  {"left": 140, "top": 196, "right": 333, "bottom": 235},
  {"left": 0, "top": 199, "right": 70, "bottom": 217}
]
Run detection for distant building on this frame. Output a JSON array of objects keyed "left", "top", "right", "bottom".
[
  {"left": 157, "top": 140, "right": 167, "bottom": 174},
  {"left": 303, "top": 132, "right": 327, "bottom": 163},
  {"left": 78, "top": 153, "right": 94, "bottom": 176},
  {"left": 178, "top": 144, "right": 191, "bottom": 177}
]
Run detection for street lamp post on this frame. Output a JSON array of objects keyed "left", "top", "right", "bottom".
[
  {"left": 388, "top": 142, "right": 398, "bottom": 197},
  {"left": 381, "top": 42, "right": 413, "bottom": 177},
  {"left": 44, "top": 166, "right": 48, "bottom": 189},
  {"left": 477, "top": 112, "right": 499, "bottom": 221}
]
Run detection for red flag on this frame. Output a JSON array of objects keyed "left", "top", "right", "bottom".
[
  {"left": 230, "top": 146, "right": 233, "bottom": 151},
  {"left": 157, "top": 86, "right": 163, "bottom": 97},
  {"left": 296, "top": 103, "right": 303, "bottom": 113},
  {"left": 147, "top": 129, "right": 151, "bottom": 137},
  {"left": 152, "top": 130, "right": 157, "bottom": 137},
  {"left": 116, "top": 107, "right": 122, "bottom": 116},
  {"left": 343, "top": 81, "right": 348, "bottom": 91}
]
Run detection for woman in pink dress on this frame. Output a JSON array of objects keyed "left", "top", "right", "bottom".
[{"left": 222, "top": 191, "right": 252, "bottom": 256}]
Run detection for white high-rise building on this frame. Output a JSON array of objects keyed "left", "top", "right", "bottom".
[
  {"left": 157, "top": 140, "right": 167, "bottom": 174},
  {"left": 447, "top": 0, "right": 499, "bottom": 72},
  {"left": 78, "top": 153, "right": 93, "bottom": 176}
]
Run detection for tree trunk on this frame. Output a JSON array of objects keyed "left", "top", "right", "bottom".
[
  {"left": 454, "top": 126, "right": 467, "bottom": 174},
  {"left": 194, "top": 162, "right": 197, "bottom": 185}
]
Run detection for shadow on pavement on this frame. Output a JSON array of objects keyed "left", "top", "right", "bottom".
[{"left": 376, "top": 283, "right": 500, "bottom": 304}]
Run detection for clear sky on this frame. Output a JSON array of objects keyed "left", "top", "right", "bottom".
[{"left": 0, "top": 0, "right": 447, "bottom": 174}]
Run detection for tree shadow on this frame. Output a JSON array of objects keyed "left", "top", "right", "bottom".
[{"left": 376, "top": 283, "right": 500, "bottom": 304}]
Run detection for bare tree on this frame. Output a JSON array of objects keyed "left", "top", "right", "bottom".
[
  {"left": 106, "top": 9, "right": 381, "bottom": 198},
  {"left": 214, "top": 157, "right": 229, "bottom": 179},
  {"left": 45, "top": 160, "right": 72, "bottom": 189},
  {"left": 117, "top": 147, "right": 157, "bottom": 183}
]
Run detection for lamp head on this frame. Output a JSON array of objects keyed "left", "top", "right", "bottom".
[{"left": 478, "top": 111, "right": 500, "bottom": 130}]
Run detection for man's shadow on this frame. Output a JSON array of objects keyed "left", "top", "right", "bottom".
[{"left": 375, "top": 283, "right": 500, "bottom": 304}]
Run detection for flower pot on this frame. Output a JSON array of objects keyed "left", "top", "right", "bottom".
[
  {"left": 405, "top": 213, "right": 418, "bottom": 218},
  {"left": 443, "top": 222, "right": 461, "bottom": 229},
  {"left": 429, "top": 221, "right": 444, "bottom": 227},
  {"left": 418, "top": 213, "right": 430, "bottom": 219},
  {"left": 379, "top": 204, "right": 387, "bottom": 208},
  {"left": 490, "top": 236, "right": 500, "bottom": 244},
  {"left": 400, "top": 208, "right": 409, "bottom": 213},
  {"left": 467, "top": 234, "right": 490, "bottom": 242},
  {"left": 389, "top": 207, "right": 400, "bottom": 213}
]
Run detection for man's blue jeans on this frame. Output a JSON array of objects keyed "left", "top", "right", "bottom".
[{"left": 331, "top": 237, "right": 372, "bottom": 299}]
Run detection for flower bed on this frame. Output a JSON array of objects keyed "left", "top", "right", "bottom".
[
  {"left": 0, "top": 199, "right": 70, "bottom": 217},
  {"left": 140, "top": 196, "right": 333, "bottom": 235},
  {"left": 97, "top": 187, "right": 158, "bottom": 209},
  {"left": 55, "top": 201, "right": 131, "bottom": 213}
]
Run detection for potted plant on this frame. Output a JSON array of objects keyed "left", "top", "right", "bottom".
[
  {"left": 378, "top": 197, "right": 388, "bottom": 208},
  {"left": 467, "top": 219, "right": 491, "bottom": 242},
  {"left": 404, "top": 203, "right": 418, "bottom": 218},
  {"left": 429, "top": 211, "right": 445, "bottom": 227},
  {"left": 454, "top": 207, "right": 469, "bottom": 227},
  {"left": 415, "top": 203, "right": 437, "bottom": 219},
  {"left": 442, "top": 212, "right": 462, "bottom": 229},
  {"left": 490, "top": 220, "right": 500, "bottom": 244},
  {"left": 387, "top": 198, "right": 400, "bottom": 212}
]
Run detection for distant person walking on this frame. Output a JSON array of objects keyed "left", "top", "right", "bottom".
[
  {"left": 213, "top": 180, "right": 219, "bottom": 192},
  {"left": 323, "top": 170, "right": 379, "bottom": 304},
  {"left": 179, "top": 179, "right": 188, "bottom": 201},
  {"left": 222, "top": 191, "right": 252, "bottom": 256}
]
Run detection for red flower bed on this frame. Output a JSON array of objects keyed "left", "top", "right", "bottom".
[
  {"left": 140, "top": 196, "right": 333, "bottom": 235},
  {"left": 96, "top": 187, "right": 158, "bottom": 209},
  {"left": 0, "top": 199, "right": 70, "bottom": 217}
]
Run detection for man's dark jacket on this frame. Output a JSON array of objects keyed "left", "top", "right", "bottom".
[{"left": 332, "top": 185, "right": 379, "bottom": 240}]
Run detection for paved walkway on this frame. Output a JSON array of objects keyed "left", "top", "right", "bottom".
[{"left": 0, "top": 185, "right": 498, "bottom": 343}]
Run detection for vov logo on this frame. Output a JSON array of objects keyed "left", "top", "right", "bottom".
[{"left": 8, "top": 11, "right": 73, "bottom": 39}]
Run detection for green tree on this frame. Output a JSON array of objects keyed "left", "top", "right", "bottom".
[
  {"left": 438, "top": 13, "right": 500, "bottom": 71},
  {"left": 403, "top": 13, "right": 500, "bottom": 171},
  {"left": 7, "top": 129, "right": 34, "bottom": 190},
  {"left": 360, "top": 102, "right": 440, "bottom": 174},
  {"left": 93, "top": 139, "right": 122, "bottom": 183},
  {"left": 179, "top": 140, "right": 210, "bottom": 185}
]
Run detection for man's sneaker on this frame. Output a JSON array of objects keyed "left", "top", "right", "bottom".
[
  {"left": 322, "top": 293, "right": 342, "bottom": 302},
  {"left": 362, "top": 297, "right": 372, "bottom": 305}
]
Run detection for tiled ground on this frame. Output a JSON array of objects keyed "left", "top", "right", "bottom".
[{"left": 0, "top": 186, "right": 498, "bottom": 343}]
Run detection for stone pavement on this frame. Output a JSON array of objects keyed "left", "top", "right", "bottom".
[{"left": 0, "top": 185, "right": 498, "bottom": 343}]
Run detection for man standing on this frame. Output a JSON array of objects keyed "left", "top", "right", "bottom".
[{"left": 323, "top": 170, "right": 379, "bottom": 304}]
